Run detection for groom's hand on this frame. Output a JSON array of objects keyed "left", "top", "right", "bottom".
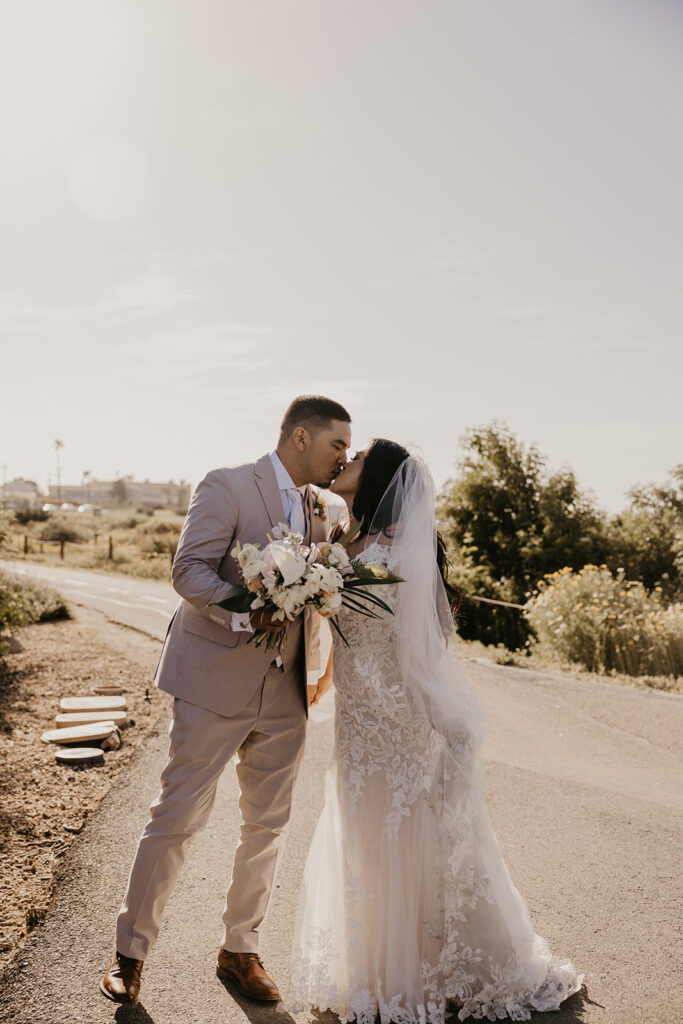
[{"left": 251, "top": 608, "right": 286, "bottom": 633}]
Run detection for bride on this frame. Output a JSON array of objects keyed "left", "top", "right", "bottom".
[{"left": 286, "top": 440, "right": 583, "bottom": 1023}]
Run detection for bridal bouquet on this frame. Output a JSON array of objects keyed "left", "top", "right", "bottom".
[{"left": 211, "top": 522, "right": 402, "bottom": 649}]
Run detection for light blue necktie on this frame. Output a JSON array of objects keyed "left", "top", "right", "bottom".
[{"left": 285, "top": 487, "right": 306, "bottom": 535}]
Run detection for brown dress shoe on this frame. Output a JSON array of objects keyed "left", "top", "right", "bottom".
[
  {"left": 99, "top": 951, "right": 144, "bottom": 1005},
  {"left": 216, "top": 948, "right": 281, "bottom": 1001}
]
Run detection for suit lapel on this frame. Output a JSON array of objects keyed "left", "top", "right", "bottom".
[{"left": 254, "top": 455, "right": 287, "bottom": 529}]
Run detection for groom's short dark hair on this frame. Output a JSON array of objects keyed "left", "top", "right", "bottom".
[{"left": 279, "top": 395, "right": 351, "bottom": 443}]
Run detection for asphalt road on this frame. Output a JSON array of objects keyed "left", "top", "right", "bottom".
[
  {"left": 0, "top": 560, "right": 178, "bottom": 641},
  {"left": 1, "top": 561, "right": 681, "bottom": 1023}
]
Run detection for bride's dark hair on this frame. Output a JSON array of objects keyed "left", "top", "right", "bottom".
[{"left": 352, "top": 438, "right": 462, "bottom": 615}]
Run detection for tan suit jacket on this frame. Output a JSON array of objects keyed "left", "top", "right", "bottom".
[{"left": 155, "top": 454, "right": 328, "bottom": 717}]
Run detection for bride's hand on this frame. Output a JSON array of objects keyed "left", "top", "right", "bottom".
[
  {"left": 308, "top": 676, "right": 333, "bottom": 706},
  {"left": 309, "top": 650, "right": 334, "bottom": 705}
]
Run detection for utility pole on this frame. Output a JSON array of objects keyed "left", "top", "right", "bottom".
[{"left": 54, "top": 439, "right": 64, "bottom": 501}]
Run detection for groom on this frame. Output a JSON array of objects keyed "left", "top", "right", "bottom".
[{"left": 100, "top": 395, "right": 351, "bottom": 1006}]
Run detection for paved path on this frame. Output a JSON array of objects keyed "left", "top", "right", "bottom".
[
  {"left": 1, "top": 562, "right": 681, "bottom": 1023},
  {"left": 0, "top": 560, "right": 177, "bottom": 640}
]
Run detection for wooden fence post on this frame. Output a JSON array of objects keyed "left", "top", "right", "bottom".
[
  {"left": 23, "top": 535, "right": 29, "bottom": 554},
  {"left": 60, "top": 540, "right": 65, "bottom": 560},
  {"left": 108, "top": 536, "right": 114, "bottom": 560}
]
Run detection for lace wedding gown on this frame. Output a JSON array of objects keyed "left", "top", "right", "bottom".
[{"left": 287, "top": 542, "right": 582, "bottom": 1023}]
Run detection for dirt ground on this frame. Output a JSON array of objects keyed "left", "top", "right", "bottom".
[{"left": 0, "top": 606, "right": 166, "bottom": 977}]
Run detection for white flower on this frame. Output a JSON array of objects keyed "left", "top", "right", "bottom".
[
  {"left": 271, "top": 584, "right": 307, "bottom": 619},
  {"left": 268, "top": 541, "right": 308, "bottom": 586},
  {"left": 261, "top": 568, "right": 278, "bottom": 593},
  {"left": 318, "top": 566, "right": 344, "bottom": 594},
  {"left": 269, "top": 522, "right": 291, "bottom": 540},
  {"left": 319, "top": 590, "right": 343, "bottom": 616},
  {"left": 327, "top": 543, "right": 350, "bottom": 569},
  {"left": 232, "top": 543, "right": 265, "bottom": 582}
]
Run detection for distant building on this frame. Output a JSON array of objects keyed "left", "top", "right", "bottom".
[
  {"left": 2, "top": 478, "right": 41, "bottom": 508},
  {"left": 46, "top": 478, "right": 191, "bottom": 511}
]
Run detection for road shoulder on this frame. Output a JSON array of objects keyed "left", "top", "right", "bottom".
[{"left": 0, "top": 605, "right": 168, "bottom": 977}]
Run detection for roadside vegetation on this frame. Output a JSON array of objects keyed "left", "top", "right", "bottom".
[
  {"left": 0, "top": 507, "right": 184, "bottom": 583},
  {"left": 0, "top": 518, "right": 71, "bottom": 658},
  {"left": 526, "top": 565, "right": 682, "bottom": 678},
  {"left": 439, "top": 423, "right": 682, "bottom": 682},
  {"left": 0, "top": 572, "right": 71, "bottom": 656}
]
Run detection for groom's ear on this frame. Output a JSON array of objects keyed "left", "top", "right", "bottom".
[{"left": 292, "top": 426, "right": 309, "bottom": 451}]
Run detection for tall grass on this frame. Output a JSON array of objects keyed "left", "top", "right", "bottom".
[{"left": 526, "top": 565, "right": 683, "bottom": 677}]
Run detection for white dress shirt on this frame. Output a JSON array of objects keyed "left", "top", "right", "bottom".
[
  {"left": 269, "top": 451, "right": 307, "bottom": 535},
  {"left": 232, "top": 453, "right": 307, "bottom": 632}
]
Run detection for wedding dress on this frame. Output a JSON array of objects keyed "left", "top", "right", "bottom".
[{"left": 287, "top": 458, "right": 582, "bottom": 1023}]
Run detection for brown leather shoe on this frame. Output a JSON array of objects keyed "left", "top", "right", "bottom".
[
  {"left": 99, "top": 951, "right": 144, "bottom": 1005},
  {"left": 216, "top": 948, "right": 281, "bottom": 1001}
]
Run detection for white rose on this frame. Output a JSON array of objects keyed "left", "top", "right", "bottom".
[{"left": 242, "top": 557, "right": 265, "bottom": 583}]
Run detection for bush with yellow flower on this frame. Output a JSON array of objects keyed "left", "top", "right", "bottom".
[{"left": 525, "top": 565, "right": 682, "bottom": 677}]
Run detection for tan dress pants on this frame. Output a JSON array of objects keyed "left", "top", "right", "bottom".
[{"left": 116, "top": 659, "right": 307, "bottom": 960}]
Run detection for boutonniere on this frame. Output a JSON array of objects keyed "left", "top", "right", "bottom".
[{"left": 313, "top": 493, "right": 328, "bottom": 521}]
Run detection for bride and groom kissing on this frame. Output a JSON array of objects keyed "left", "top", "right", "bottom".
[{"left": 100, "top": 395, "right": 582, "bottom": 1022}]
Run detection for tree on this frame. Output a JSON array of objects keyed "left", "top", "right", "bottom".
[
  {"left": 538, "top": 468, "right": 609, "bottom": 577},
  {"left": 439, "top": 424, "right": 608, "bottom": 599},
  {"left": 438, "top": 424, "right": 543, "bottom": 600},
  {"left": 110, "top": 479, "right": 128, "bottom": 505},
  {"left": 438, "top": 423, "right": 608, "bottom": 647},
  {"left": 607, "top": 465, "right": 683, "bottom": 601}
]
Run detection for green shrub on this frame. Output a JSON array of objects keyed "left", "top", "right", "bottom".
[
  {"left": 14, "top": 508, "right": 51, "bottom": 525},
  {"left": 0, "top": 572, "right": 70, "bottom": 657},
  {"left": 20, "top": 577, "right": 71, "bottom": 623},
  {"left": 0, "top": 513, "right": 12, "bottom": 547},
  {"left": 0, "top": 575, "right": 33, "bottom": 654},
  {"left": 525, "top": 565, "right": 683, "bottom": 677},
  {"left": 138, "top": 519, "right": 179, "bottom": 536},
  {"left": 135, "top": 519, "right": 181, "bottom": 555},
  {"left": 39, "top": 517, "right": 86, "bottom": 544}
]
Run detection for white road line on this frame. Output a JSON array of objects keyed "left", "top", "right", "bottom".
[
  {"left": 141, "top": 595, "right": 169, "bottom": 604},
  {"left": 66, "top": 592, "right": 173, "bottom": 616}
]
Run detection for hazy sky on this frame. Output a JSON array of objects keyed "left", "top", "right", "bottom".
[{"left": 1, "top": 0, "right": 681, "bottom": 509}]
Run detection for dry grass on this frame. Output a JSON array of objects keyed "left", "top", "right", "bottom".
[{"left": 2, "top": 508, "right": 185, "bottom": 582}]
